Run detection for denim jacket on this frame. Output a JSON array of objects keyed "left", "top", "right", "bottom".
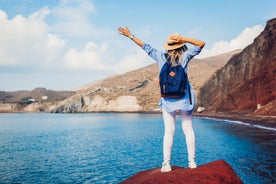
[{"left": 142, "top": 43, "right": 202, "bottom": 112}]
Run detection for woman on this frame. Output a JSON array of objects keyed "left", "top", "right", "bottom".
[{"left": 118, "top": 26, "right": 205, "bottom": 172}]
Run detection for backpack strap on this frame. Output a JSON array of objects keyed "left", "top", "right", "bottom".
[{"left": 187, "top": 83, "right": 192, "bottom": 105}]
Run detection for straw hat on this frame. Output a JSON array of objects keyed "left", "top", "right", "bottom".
[{"left": 163, "top": 33, "right": 185, "bottom": 50}]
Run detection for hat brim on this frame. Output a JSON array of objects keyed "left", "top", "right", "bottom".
[{"left": 163, "top": 42, "right": 185, "bottom": 50}]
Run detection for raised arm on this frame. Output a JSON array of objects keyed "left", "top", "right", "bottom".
[
  {"left": 118, "top": 26, "right": 144, "bottom": 47},
  {"left": 169, "top": 34, "right": 205, "bottom": 49}
]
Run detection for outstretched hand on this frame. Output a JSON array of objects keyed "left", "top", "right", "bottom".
[
  {"left": 118, "top": 26, "right": 132, "bottom": 37},
  {"left": 117, "top": 26, "right": 144, "bottom": 47}
]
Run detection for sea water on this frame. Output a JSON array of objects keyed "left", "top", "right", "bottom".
[{"left": 0, "top": 113, "right": 275, "bottom": 184}]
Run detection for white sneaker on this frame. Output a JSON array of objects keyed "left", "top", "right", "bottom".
[
  {"left": 188, "top": 161, "right": 197, "bottom": 169},
  {"left": 161, "top": 162, "right": 172, "bottom": 172}
]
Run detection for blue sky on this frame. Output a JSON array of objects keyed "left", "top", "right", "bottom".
[{"left": 0, "top": 0, "right": 275, "bottom": 91}]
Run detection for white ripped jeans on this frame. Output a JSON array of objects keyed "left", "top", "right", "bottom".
[{"left": 162, "top": 109, "right": 196, "bottom": 164}]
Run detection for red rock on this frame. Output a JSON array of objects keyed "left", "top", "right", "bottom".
[
  {"left": 120, "top": 160, "right": 243, "bottom": 184},
  {"left": 198, "top": 18, "right": 276, "bottom": 116}
]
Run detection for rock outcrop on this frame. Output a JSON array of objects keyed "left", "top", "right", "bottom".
[
  {"left": 197, "top": 18, "right": 276, "bottom": 115},
  {"left": 51, "top": 94, "right": 142, "bottom": 113},
  {"left": 120, "top": 160, "right": 243, "bottom": 184}
]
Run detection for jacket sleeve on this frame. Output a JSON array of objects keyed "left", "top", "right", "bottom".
[
  {"left": 142, "top": 43, "right": 167, "bottom": 70},
  {"left": 142, "top": 43, "right": 164, "bottom": 62},
  {"left": 184, "top": 45, "right": 202, "bottom": 61}
]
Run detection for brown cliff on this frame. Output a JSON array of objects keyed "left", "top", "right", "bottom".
[
  {"left": 120, "top": 160, "right": 243, "bottom": 184},
  {"left": 197, "top": 18, "right": 276, "bottom": 115}
]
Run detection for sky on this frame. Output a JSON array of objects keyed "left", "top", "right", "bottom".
[{"left": 0, "top": 0, "right": 275, "bottom": 91}]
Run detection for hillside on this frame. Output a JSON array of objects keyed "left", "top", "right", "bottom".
[
  {"left": 50, "top": 50, "right": 239, "bottom": 113},
  {"left": 0, "top": 88, "right": 75, "bottom": 112},
  {"left": 197, "top": 18, "right": 276, "bottom": 116},
  {"left": 0, "top": 88, "right": 75, "bottom": 103}
]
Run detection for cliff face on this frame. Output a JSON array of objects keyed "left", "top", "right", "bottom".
[{"left": 198, "top": 18, "right": 276, "bottom": 115}]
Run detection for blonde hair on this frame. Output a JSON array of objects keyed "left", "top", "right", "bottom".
[{"left": 167, "top": 45, "right": 187, "bottom": 66}]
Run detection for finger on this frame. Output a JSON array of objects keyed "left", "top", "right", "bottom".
[
  {"left": 118, "top": 27, "right": 124, "bottom": 32},
  {"left": 118, "top": 28, "right": 125, "bottom": 34}
]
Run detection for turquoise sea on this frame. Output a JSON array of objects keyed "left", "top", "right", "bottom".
[{"left": 0, "top": 113, "right": 275, "bottom": 183}]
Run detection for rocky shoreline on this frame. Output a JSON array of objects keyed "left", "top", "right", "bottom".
[{"left": 193, "top": 112, "right": 276, "bottom": 129}]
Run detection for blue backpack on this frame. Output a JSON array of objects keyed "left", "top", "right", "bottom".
[{"left": 159, "top": 56, "right": 192, "bottom": 104}]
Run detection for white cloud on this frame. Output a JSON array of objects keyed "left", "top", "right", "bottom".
[
  {"left": 47, "top": 34, "right": 65, "bottom": 50},
  {"left": 63, "top": 40, "right": 153, "bottom": 74},
  {"left": 198, "top": 25, "right": 264, "bottom": 58},
  {"left": 0, "top": 1, "right": 130, "bottom": 74},
  {"left": 114, "top": 50, "right": 153, "bottom": 74},
  {"left": 0, "top": 8, "right": 65, "bottom": 66},
  {"left": 63, "top": 42, "right": 111, "bottom": 71}
]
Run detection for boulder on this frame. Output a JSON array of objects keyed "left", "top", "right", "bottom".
[{"left": 120, "top": 160, "right": 243, "bottom": 184}]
